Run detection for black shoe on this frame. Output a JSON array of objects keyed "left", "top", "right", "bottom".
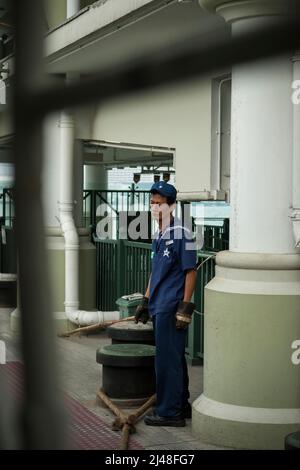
[
  {"left": 144, "top": 413, "right": 186, "bottom": 427},
  {"left": 181, "top": 402, "right": 192, "bottom": 419}
]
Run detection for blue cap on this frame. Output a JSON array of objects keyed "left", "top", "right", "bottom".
[{"left": 150, "top": 181, "right": 177, "bottom": 201}]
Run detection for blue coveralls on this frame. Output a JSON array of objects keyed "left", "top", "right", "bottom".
[{"left": 148, "top": 217, "right": 197, "bottom": 417}]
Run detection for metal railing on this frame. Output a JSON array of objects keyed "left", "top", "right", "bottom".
[
  {"left": 185, "top": 251, "right": 216, "bottom": 365},
  {"left": 202, "top": 218, "right": 229, "bottom": 252},
  {"left": 95, "top": 238, "right": 118, "bottom": 312},
  {"left": 83, "top": 189, "right": 152, "bottom": 227},
  {"left": 94, "top": 235, "right": 219, "bottom": 363},
  {"left": 3, "top": 185, "right": 229, "bottom": 251},
  {"left": 83, "top": 189, "right": 152, "bottom": 241},
  {"left": 123, "top": 240, "right": 152, "bottom": 296},
  {"left": 0, "top": 225, "right": 17, "bottom": 274},
  {"left": 0, "top": 188, "right": 15, "bottom": 228},
  {"left": 94, "top": 215, "right": 228, "bottom": 314},
  {"left": 94, "top": 236, "right": 152, "bottom": 311}
]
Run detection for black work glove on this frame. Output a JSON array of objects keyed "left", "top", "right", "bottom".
[
  {"left": 175, "top": 301, "right": 195, "bottom": 330},
  {"left": 135, "top": 296, "right": 150, "bottom": 324}
]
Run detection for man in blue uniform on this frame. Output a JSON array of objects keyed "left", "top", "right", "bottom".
[{"left": 135, "top": 181, "right": 197, "bottom": 427}]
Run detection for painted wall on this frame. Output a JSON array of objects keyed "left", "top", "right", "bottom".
[{"left": 92, "top": 77, "right": 212, "bottom": 195}]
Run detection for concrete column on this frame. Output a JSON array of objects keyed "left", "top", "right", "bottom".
[
  {"left": 194, "top": 0, "right": 300, "bottom": 449},
  {"left": 230, "top": 52, "right": 294, "bottom": 253}
]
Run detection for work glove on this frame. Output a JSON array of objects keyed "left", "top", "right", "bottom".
[
  {"left": 135, "top": 296, "right": 150, "bottom": 324},
  {"left": 175, "top": 301, "right": 195, "bottom": 330}
]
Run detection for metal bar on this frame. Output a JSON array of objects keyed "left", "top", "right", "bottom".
[
  {"left": 12, "top": 0, "right": 65, "bottom": 449},
  {"left": 98, "top": 192, "right": 119, "bottom": 215},
  {"left": 116, "top": 239, "right": 124, "bottom": 300},
  {"left": 137, "top": 247, "right": 140, "bottom": 292},
  {"left": 110, "top": 243, "right": 114, "bottom": 308},
  {"left": 100, "top": 242, "right": 104, "bottom": 310},
  {"left": 96, "top": 238, "right": 99, "bottom": 309},
  {"left": 104, "top": 241, "right": 107, "bottom": 310},
  {"left": 8, "top": 191, "right": 11, "bottom": 226},
  {"left": 3, "top": 189, "right": 6, "bottom": 224},
  {"left": 87, "top": 189, "right": 149, "bottom": 194},
  {"left": 22, "top": 18, "right": 300, "bottom": 116},
  {"left": 108, "top": 243, "right": 111, "bottom": 310},
  {"left": 106, "top": 243, "right": 109, "bottom": 309}
]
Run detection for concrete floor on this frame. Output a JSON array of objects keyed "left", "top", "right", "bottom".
[{"left": 0, "top": 307, "right": 229, "bottom": 450}]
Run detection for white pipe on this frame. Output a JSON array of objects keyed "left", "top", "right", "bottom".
[
  {"left": 291, "top": 53, "right": 300, "bottom": 248},
  {"left": 59, "top": 111, "right": 120, "bottom": 326},
  {"left": 67, "top": 0, "right": 81, "bottom": 19},
  {"left": 59, "top": 203, "right": 80, "bottom": 312},
  {"left": 66, "top": 310, "right": 120, "bottom": 326}
]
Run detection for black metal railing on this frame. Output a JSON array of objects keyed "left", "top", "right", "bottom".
[
  {"left": 1, "top": 188, "right": 15, "bottom": 228},
  {"left": 0, "top": 225, "right": 17, "bottom": 274}
]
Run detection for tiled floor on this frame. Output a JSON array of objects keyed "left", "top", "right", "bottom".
[{"left": 0, "top": 307, "right": 230, "bottom": 450}]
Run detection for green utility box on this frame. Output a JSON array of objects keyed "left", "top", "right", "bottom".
[{"left": 116, "top": 293, "right": 144, "bottom": 319}]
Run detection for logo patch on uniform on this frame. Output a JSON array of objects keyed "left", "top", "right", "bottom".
[
  {"left": 163, "top": 248, "right": 170, "bottom": 258},
  {"left": 165, "top": 240, "right": 174, "bottom": 246}
]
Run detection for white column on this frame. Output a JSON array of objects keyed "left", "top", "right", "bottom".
[
  {"left": 198, "top": 1, "right": 298, "bottom": 254},
  {"left": 292, "top": 53, "right": 300, "bottom": 209},
  {"left": 42, "top": 113, "right": 84, "bottom": 229},
  {"left": 291, "top": 52, "right": 300, "bottom": 247},
  {"left": 58, "top": 111, "right": 80, "bottom": 314},
  {"left": 59, "top": 112, "right": 75, "bottom": 207},
  {"left": 229, "top": 52, "right": 294, "bottom": 253}
]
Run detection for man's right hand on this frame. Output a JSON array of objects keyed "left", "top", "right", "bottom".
[
  {"left": 135, "top": 296, "right": 150, "bottom": 324},
  {"left": 175, "top": 301, "right": 195, "bottom": 330}
]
